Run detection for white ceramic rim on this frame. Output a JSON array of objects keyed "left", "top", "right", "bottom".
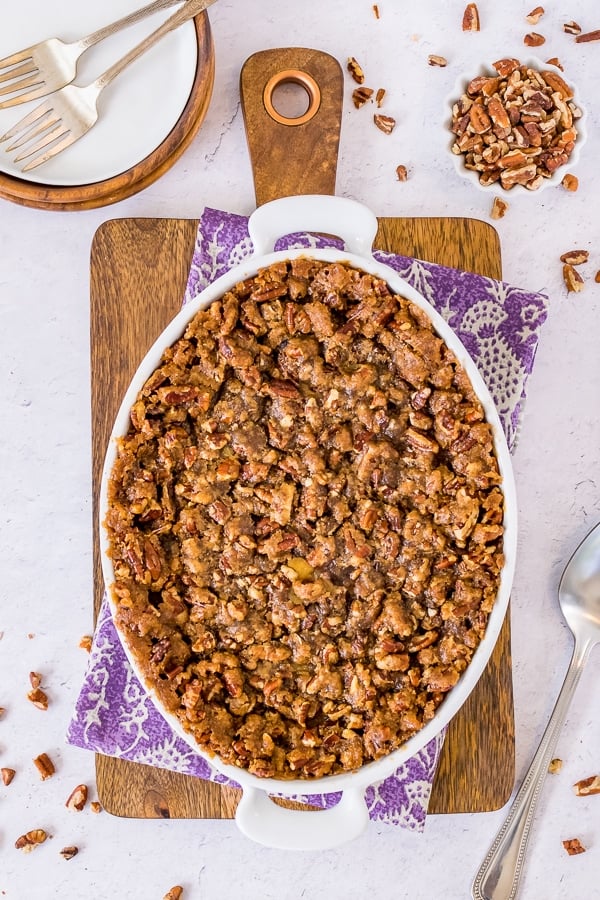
[
  {"left": 444, "top": 56, "right": 587, "bottom": 196},
  {"left": 99, "top": 195, "right": 518, "bottom": 811}
]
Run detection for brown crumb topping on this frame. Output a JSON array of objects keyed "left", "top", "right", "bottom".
[{"left": 106, "top": 259, "right": 504, "bottom": 780}]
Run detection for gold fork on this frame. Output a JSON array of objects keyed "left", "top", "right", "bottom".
[
  {"left": 0, "top": 0, "right": 216, "bottom": 172},
  {"left": 0, "top": 0, "right": 184, "bottom": 110}
]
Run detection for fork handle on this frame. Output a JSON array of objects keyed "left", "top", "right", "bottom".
[
  {"left": 94, "top": 0, "right": 216, "bottom": 90},
  {"left": 79, "top": 0, "right": 184, "bottom": 50},
  {"left": 471, "top": 636, "right": 593, "bottom": 900}
]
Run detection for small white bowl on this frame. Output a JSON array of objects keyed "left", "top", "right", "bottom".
[{"left": 445, "top": 56, "right": 587, "bottom": 195}]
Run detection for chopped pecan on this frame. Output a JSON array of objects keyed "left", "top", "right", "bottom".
[
  {"left": 15, "top": 829, "right": 48, "bottom": 852},
  {"left": 524, "top": 32, "right": 545, "bottom": 46},
  {"left": 596, "top": 271, "right": 600, "bottom": 284},
  {"left": 33, "top": 752, "right": 55, "bottom": 780},
  {"left": 526, "top": 6, "right": 544, "bottom": 25},
  {"left": 490, "top": 197, "right": 509, "bottom": 219},
  {"left": 563, "top": 838, "right": 586, "bottom": 855},
  {"left": 462, "top": 3, "right": 480, "bottom": 31},
  {"left": 1, "top": 767, "right": 16, "bottom": 785},
  {"left": 559, "top": 250, "right": 589, "bottom": 266},
  {"left": 60, "top": 846, "right": 79, "bottom": 860},
  {"left": 347, "top": 57, "right": 365, "bottom": 84},
  {"left": 428, "top": 54, "right": 448, "bottom": 67},
  {"left": 29, "top": 671, "right": 42, "bottom": 689},
  {"left": 375, "top": 88, "right": 386, "bottom": 107},
  {"left": 352, "top": 86, "right": 373, "bottom": 108},
  {"left": 90, "top": 801, "right": 103, "bottom": 813},
  {"left": 396, "top": 164, "right": 408, "bottom": 181},
  {"left": 573, "top": 775, "right": 600, "bottom": 796},
  {"left": 79, "top": 635, "right": 93, "bottom": 652},
  {"left": 373, "top": 4, "right": 380, "bottom": 18},
  {"left": 563, "top": 21, "right": 582, "bottom": 35},
  {"left": 492, "top": 58, "right": 520, "bottom": 77},
  {"left": 548, "top": 757, "right": 563, "bottom": 774},
  {"left": 561, "top": 174, "right": 579, "bottom": 193},
  {"left": 545, "top": 57, "right": 564, "bottom": 71},
  {"left": 65, "top": 784, "right": 88, "bottom": 811},
  {"left": 163, "top": 889, "right": 184, "bottom": 900},
  {"left": 374, "top": 114, "right": 396, "bottom": 133},
  {"left": 27, "top": 687, "right": 48, "bottom": 710},
  {"left": 563, "top": 264, "right": 584, "bottom": 293},
  {"left": 575, "top": 29, "right": 600, "bottom": 43}
]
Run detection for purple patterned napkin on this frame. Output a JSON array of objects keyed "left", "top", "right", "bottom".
[{"left": 67, "top": 207, "right": 548, "bottom": 832}]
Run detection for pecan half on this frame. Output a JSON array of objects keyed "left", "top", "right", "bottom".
[
  {"left": 65, "top": 783, "right": 88, "bottom": 811},
  {"left": 347, "top": 57, "right": 365, "bottom": 84},
  {"left": 374, "top": 114, "right": 396, "bottom": 134},
  {"left": 559, "top": 250, "right": 589, "bottom": 265},
  {"left": 563, "top": 838, "right": 586, "bottom": 855},
  {"left": 563, "top": 264, "right": 584, "bottom": 293},
  {"left": 575, "top": 29, "right": 600, "bottom": 43},
  {"left": 15, "top": 829, "right": 48, "bottom": 852},
  {"left": 573, "top": 775, "right": 600, "bottom": 796},
  {"left": 60, "top": 846, "right": 79, "bottom": 860},
  {"left": 462, "top": 3, "right": 480, "bottom": 31},
  {"left": 33, "top": 752, "right": 55, "bottom": 780},
  {"left": 526, "top": 6, "right": 544, "bottom": 25}
]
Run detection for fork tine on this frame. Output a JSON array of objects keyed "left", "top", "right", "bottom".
[
  {"left": 14, "top": 121, "right": 68, "bottom": 162},
  {"left": 21, "top": 129, "right": 75, "bottom": 172},
  {"left": 0, "top": 61, "right": 37, "bottom": 85},
  {"left": 0, "top": 100, "right": 53, "bottom": 144},
  {"left": 0, "top": 47, "right": 34, "bottom": 70},
  {"left": 0, "top": 83, "right": 51, "bottom": 111}
]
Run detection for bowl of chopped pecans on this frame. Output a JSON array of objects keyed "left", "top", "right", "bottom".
[
  {"left": 446, "top": 57, "right": 586, "bottom": 194},
  {"left": 100, "top": 194, "right": 517, "bottom": 850}
]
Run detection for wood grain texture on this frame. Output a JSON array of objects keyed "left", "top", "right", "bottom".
[
  {"left": 90, "top": 213, "right": 514, "bottom": 820},
  {"left": 0, "top": 13, "right": 214, "bottom": 212}
]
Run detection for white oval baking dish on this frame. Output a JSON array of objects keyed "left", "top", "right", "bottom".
[{"left": 99, "top": 194, "right": 517, "bottom": 850}]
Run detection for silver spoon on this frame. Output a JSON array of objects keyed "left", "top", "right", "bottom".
[{"left": 472, "top": 520, "right": 600, "bottom": 900}]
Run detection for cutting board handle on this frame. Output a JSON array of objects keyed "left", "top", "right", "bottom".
[{"left": 240, "top": 48, "right": 343, "bottom": 206}]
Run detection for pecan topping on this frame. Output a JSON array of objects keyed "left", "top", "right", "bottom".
[
  {"left": 33, "top": 752, "right": 55, "bottom": 780},
  {"left": 462, "top": 3, "right": 480, "bottom": 31},
  {"left": 563, "top": 838, "right": 586, "bottom": 855},
  {"left": 352, "top": 87, "right": 373, "bottom": 108},
  {"left": 347, "top": 57, "right": 365, "bottom": 84},
  {"left": 15, "top": 829, "right": 48, "bottom": 852},
  {"left": 573, "top": 775, "right": 600, "bottom": 796},
  {"left": 374, "top": 113, "right": 396, "bottom": 134}
]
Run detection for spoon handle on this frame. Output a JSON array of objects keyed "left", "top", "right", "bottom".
[{"left": 472, "top": 638, "right": 592, "bottom": 900}]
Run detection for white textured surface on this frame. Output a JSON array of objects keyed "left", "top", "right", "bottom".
[{"left": 1, "top": 1, "right": 599, "bottom": 898}]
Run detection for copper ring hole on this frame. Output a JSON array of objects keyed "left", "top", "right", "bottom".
[{"left": 263, "top": 69, "right": 321, "bottom": 126}]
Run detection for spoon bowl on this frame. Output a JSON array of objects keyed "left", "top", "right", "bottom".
[{"left": 473, "top": 520, "right": 600, "bottom": 899}]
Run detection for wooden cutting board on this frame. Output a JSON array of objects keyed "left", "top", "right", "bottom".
[{"left": 90, "top": 49, "right": 515, "bottom": 820}]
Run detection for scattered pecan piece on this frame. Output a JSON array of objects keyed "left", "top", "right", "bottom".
[
  {"left": 396, "top": 164, "right": 408, "bottom": 182},
  {"left": 163, "top": 888, "right": 184, "bottom": 900},
  {"left": 60, "top": 846, "right": 79, "bottom": 860},
  {"left": 352, "top": 87, "right": 373, "bottom": 108},
  {"left": 1, "top": 767, "right": 16, "bottom": 785},
  {"left": 0, "top": 706, "right": 5, "bottom": 717},
  {"left": 563, "top": 21, "right": 582, "bottom": 35},
  {"left": 595, "top": 271, "right": 600, "bottom": 284},
  {"left": 561, "top": 173, "right": 578, "bottom": 191},
  {"left": 560, "top": 250, "right": 589, "bottom": 266},
  {"left": 563, "top": 264, "right": 584, "bottom": 293},
  {"left": 79, "top": 635, "right": 93, "bottom": 652},
  {"left": 347, "top": 57, "right": 365, "bottom": 84},
  {"left": 428, "top": 54, "right": 448, "bottom": 67},
  {"left": 375, "top": 88, "right": 386, "bottom": 107},
  {"left": 563, "top": 838, "right": 586, "bottom": 855},
  {"left": 29, "top": 671, "right": 42, "bottom": 689},
  {"left": 462, "top": 3, "right": 480, "bottom": 31},
  {"left": 526, "top": 6, "right": 544, "bottom": 25},
  {"left": 490, "top": 197, "right": 508, "bottom": 219},
  {"left": 374, "top": 113, "right": 396, "bottom": 134},
  {"left": 546, "top": 57, "right": 564, "bottom": 71},
  {"left": 524, "top": 32, "right": 546, "bottom": 46},
  {"left": 15, "top": 829, "right": 48, "bottom": 852},
  {"left": 33, "top": 752, "right": 55, "bottom": 781},
  {"left": 373, "top": 4, "right": 380, "bottom": 18},
  {"left": 90, "top": 801, "right": 103, "bottom": 814},
  {"left": 573, "top": 775, "right": 600, "bottom": 796},
  {"left": 27, "top": 687, "right": 48, "bottom": 710},
  {"left": 65, "top": 784, "right": 88, "bottom": 811},
  {"left": 548, "top": 758, "right": 563, "bottom": 774},
  {"left": 575, "top": 29, "right": 600, "bottom": 43}
]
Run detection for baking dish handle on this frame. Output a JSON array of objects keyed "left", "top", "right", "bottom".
[
  {"left": 248, "top": 194, "right": 379, "bottom": 258},
  {"left": 235, "top": 785, "right": 370, "bottom": 850}
]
